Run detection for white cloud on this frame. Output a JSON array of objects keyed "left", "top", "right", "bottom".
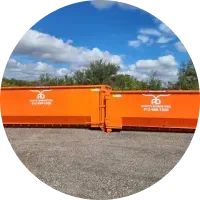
[
  {"left": 137, "top": 35, "right": 149, "bottom": 43},
  {"left": 159, "top": 23, "right": 174, "bottom": 35},
  {"left": 66, "top": 39, "right": 73, "bottom": 44},
  {"left": 136, "top": 55, "right": 178, "bottom": 68},
  {"left": 156, "top": 36, "right": 174, "bottom": 44},
  {"left": 137, "top": 23, "right": 175, "bottom": 46},
  {"left": 5, "top": 55, "right": 179, "bottom": 83},
  {"left": 174, "top": 41, "right": 187, "bottom": 52},
  {"left": 128, "top": 40, "right": 141, "bottom": 48},
  {"left": 91, "top": 0, "right": 137, "bottom": 10},
  {"left": 146, "top": 39, "right": 154, "bottom": 46},
  {"left": 139, "top": 28, "right": 161, "bottom": 36},
  {"left": 7, "top": 27, "right": 180, "bottom": 83},
  {"left": 91, "top": 0, "right": 115, "bottom": 10},
  {"left": 129, "top": 64, "right": 136, "bottom": 71},
  {"left": 119, "top": 55, "right": 179, "bottom": 82},
  {"left": 118, "top": 70, "right": 149, "bottom": 81},
  {"left": 4, "top": 59, "right": 69, "bottom": 80},
  {"left": 164, "top": 50, "right": 174, "bottom": 56},
  {"left": 129, "top": 35, "right": 154, "bottom": 48},
  {"left": 13, "top": 29, "right": 124, "bottom": 68},
  {"left": 153, "top": 18, "right": 162, "bottom": 24},
  {"left": 157, "top": 55, "right": 178, "bottom": 66}
]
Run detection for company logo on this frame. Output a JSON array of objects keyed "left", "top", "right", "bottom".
[
  {"left": 142, "top": 94, "right": 170, "bottom": 105},
  {"left": 30, "top": 90, "right": 53, "bottom": 105},
  {"left": 141, "top": 94, "right": 171, "bottom": 112},
  {"left": 30, "top": 90, "right": 51, "bottom": 100}
]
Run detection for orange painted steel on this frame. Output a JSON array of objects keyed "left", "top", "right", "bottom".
[
  {"left": 0, "top": 86, "right": 200, "bottom": 133},
  {"left": 105, "top": 90, "right": 200, "bottom": 132},
  {"left": 0, "top": 85, "right": 111, "bottom": 131}
]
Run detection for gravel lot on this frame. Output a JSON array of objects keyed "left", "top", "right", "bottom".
[{"left": 5, "top": 128, "right": 193, "bottom": 199}]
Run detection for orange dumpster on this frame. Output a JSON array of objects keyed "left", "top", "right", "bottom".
[
  {"left": 105, "top": 90, "right": 200, "bottom": 132},
  {"left": 0, "top": 85, "right": 111, "bottom": 131}
]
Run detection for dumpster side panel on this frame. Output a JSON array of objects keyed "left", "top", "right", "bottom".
[
  {"left": 106, "top": 91, "right": 200, "bottom": 131},
  {"left": 0, "top": 86, "right": 109, "bottom": 128}
]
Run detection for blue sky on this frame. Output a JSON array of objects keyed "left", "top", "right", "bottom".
[{"left": 5, "top": 0, "right": 190, "bottom": 82}]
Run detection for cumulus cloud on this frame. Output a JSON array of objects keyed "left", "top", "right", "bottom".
[
  {"left": 135, "top": 23, "right": 177, "bottom": 50},
  {"left": 119, "top": 55, "right": 179, "bottom": 82},
  {"left": 4, "top": 59, "right": 69, "bottom": 80},
  {"left": 128, "top": 40, "right": 141, "bottom": 48},
  {"left": 5, "top": 55, "right": 179, "bottom": 83},
  {"left": 138, "top": 23, "right": 175, "bottom": 46},
  {"left": 128, "top": 35, "right": 154, "bottom": 48},
  {"left": 160, "top": 45, "right": 167, "bottom": 48},
  {"left": 153, "top": 18, "right": 162, "bottom": 24},
  {"left": 174, "top": 41, "right": 187, "bottom": 52},
  {"left": 6, "top": 27, "right": 180, "bottom": 83},
  {"left": 164, "top": 50, "right": 174, "bottom": 56},
  {"left": 137, "top": 35, "right": 149, "bottom": 43},
  {"left": 156, "top": 36, "right": 174, "bottom": 44},
  {"left": 91, "top": 0, "right": 137, "bottom": 10},
  {"left": 13, "top": 29, "right": 124, "bottom": 68},
  {"left": 139, "top": 28, "right": 161, "bottom": 36},
  {"left": 158, "top": 23, "right": 174, "bottom": 35},
  {"left": 90, "top": 0, "right": 115, "bottom": 9}
]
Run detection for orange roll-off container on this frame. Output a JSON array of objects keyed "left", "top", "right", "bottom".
[
  {"left": 105, "top": 90, "right": 200, "bottom": 132},
  {"left": 0, "top": 85, "right": 111, "bottom": 131}
]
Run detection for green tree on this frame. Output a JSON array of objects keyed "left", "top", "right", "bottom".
[
  {"left": 73, "top": 70, "right": 87, "bottom": 85},
  {"left": 111, "top": 74, "right": 141, "bottom": 90},
  {"left": 39, "top": 74, "right": 53, "bottom": 86},
  {"left": 84, "top": 59, "right": 120, "bottom": 85},
  {"left": 1, "top": 77, "right": 14, "bottom": 87},
  {"left": 146, "top": 72, "right": 163, "bottom": 90},
  {"left": 172, "top": 60, "right": 199, "bottom": 90},
  {"left": 63, "top": 75, "right": 74, "bottom": 85},
  {"left": 1, "top": 59, "right": 198, "bottom": 91}
]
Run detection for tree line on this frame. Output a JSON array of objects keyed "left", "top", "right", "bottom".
[{"left": 1, "top": 59, "right": 199, "bottom": 90}]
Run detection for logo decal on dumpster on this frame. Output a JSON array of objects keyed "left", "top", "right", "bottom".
[
  {"left": 30, "top": 90, "right": 53, "bottom": 105},
  {"left": 141, "top": 94, "right": 171, "bottom": 112}
]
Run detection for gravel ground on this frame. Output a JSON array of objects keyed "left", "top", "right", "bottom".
[{"left": 5, "top": 128, "right": 193, "bottom": 200}]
